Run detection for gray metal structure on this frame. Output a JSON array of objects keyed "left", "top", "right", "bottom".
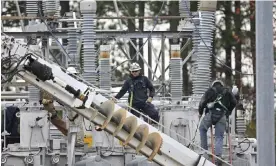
[
  {"left": 80, "top": 0, "right": 98, "bottom": 85},
  {"left": 256, "top": 1, "right": 275, "bottom": 166},
  {"left": 67, "top": 12, "right": 79, "bottom": 68},
  {"left": 99, "top": 45, "right": 111, "bottom": 98}
]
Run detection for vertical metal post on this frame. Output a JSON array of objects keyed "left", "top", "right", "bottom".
[
  {"left": 161, "top": 34, "right": 165, "bottom": 95},
  {"left": 99, "top": 45, "right": 111, "bottom": 97},
  {"left": 44, "top": 38, "right": 50, "bottom": 61},
  {"left": 170, "top": 44, "right": 182, "bottom": 102},
  {"left": 256, "top": 1, "right": 275, "bottom": 166},
  {"left": 113, "top": 0, "right": 130, "bottom": 60},
  {"left": 14, "top": 0, "right": 25, "bottom": 32},
  {"left": 148, "top": 37, "right": 152, "bottom": 80}
]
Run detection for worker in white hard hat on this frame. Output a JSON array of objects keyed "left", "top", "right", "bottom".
[
  {"left": 42, "top": 67, "right": 85, "bottom": 146},
  {"left": 198, "top": 79, "right": 237, "bottom": 165},
  {"left": 112, "top": 62, "right": 160, "bottom": 124}
]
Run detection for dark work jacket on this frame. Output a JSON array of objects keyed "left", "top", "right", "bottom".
[
  {"left": 115, "top": 75, "right": 155, "bottom": 105},
  {"left": 1, "top": 106, "right": 20, "bottom": 136},
  {"left": 198, "top": 86, "right": 237, "bottom": 117}
]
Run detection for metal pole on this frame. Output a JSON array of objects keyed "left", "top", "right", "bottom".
[
  {"left": 148, "top": 37, "right": 152, "bottom": 80},
  {"left": 161, "top": 34, "right": 165, "bottom": 95},
  {"left": 113, "top": 0, "right": 130, "bottom": 60},
  {"left": 1, "top": 15, "right": 187, "bottom": 20},
  {"left": 14, "top": 0, "right": 25, "bottom": 32},
  {"left": 256, "top": 1, "right": 275, "bottom": 166}
]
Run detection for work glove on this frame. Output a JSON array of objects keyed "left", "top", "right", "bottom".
[
  {"left": 198, "top": 114, "right": 202, "bottom": 120},
  {"left": 41, "top": 99, "right": 56, "bottom": 114},
  {"left": 146, "top": 97, "right": 153, "bottom": 103},
  {"left": 111, "top": 97, "right": 118, "bottom": 103}
]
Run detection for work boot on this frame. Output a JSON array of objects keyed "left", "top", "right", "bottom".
[{"left": 215, "top": 156, "right": 223, "bottom": 166}]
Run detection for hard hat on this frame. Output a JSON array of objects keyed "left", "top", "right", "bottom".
[
  {"left": 66, "top": 67, "right": 78, "bottom": 74},
  {"left": 232, "top": 85, "right": 239, "bottom": 95},
  {"left": 129, "top": 63, "right": 141, "bottom": 72},
  {"left": 210, "top": 80, "right": 224, "bottom": 87}
]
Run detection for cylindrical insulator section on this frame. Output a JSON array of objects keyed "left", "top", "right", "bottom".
[
  {"left": 80, "top": 0, "right": 97, "bottom": 85},
  {"left": 28, "top": 85, "right": 40, "bottom": 102},
  {"left": 26, "top": 1, "right": 38, "bottom": 17},
  {"left": 44, "top": 0, "right": 59, "bottom": 17},
  {"left": 53, "top": 1, "right": 60, "bottom": 17},
  {"left": 191, "top": 25, "right": 200, "bottom": 104},
  {"left": 191, "top": 28, "right": 199, "bottom": 84},
  {"left": 236, "top": 109, "right": 246, "bottom": 135},
  {"left": 99, "top": 45, "right": 111, "bottom": 97},
  {"left": 236, "top": 117, "right": 246, "bottom": 134},
  {"left": 179, "top": 0, "right": 190, "bottom": 18},
  {"left": 67, "top": 20, "right": 78, "bottom": 68},
  {"left": 192, "top": 11, "right": 215, "bottom": 101},
  {"left": 42, "top": 1, "right": 46, "bottom": 15},
  {"left": 170, "top": 45, "right": 182, "bottom": 102}
]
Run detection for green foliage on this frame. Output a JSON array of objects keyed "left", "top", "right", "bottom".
[
  {"left": 55, "top": 110, "right": 63, "bottom": 119},
  {"left": 246, "top": 119, "right": 256, "bottom": 138},
  {"left": 148, "top": 1, "right": 167, "bottom": 16},
  {"left": 190, "top": 1, "right": 199, "bottom": 11},
  {"left": 96, "top": 1, "right": 115, "bottom": 17},
  {"left": 246, "top": 115, "right": 276, "bottom": 143}
]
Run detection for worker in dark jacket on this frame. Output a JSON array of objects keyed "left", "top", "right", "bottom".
[
  {"left": 198, "top": 80, "right": 237, "bottom": 165},
  {"left": 113, "top": 62, "right": 160, "bottom": 124}
]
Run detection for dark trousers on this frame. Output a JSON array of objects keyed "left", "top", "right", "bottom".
[{"left": 130, "top": 102, "right": 160, "bottom": 124}]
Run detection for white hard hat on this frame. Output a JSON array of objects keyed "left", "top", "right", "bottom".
[
  {"left": 232, "top": 85, "right": 239, "bottom": 95},
  {"left": 210, "top": 80, "right": 224, "bottom": 87},
  {"left": 129, "top": 63, "right": 141, "bottom": 72},
  {"left": 66, "top": 67, "right": 78, "bottom": 74}
]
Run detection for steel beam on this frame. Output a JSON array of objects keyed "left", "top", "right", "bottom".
[
  {"left": 2, "top": 81, "right": 163, "bottom": 88},
  {"left": 2, "top": 31, "right": 192, "bottom": 39}
]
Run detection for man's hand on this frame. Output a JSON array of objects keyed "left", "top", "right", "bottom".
[
  {"left": 111, "top": 97, "right": 118, "bottom": 103},
  {"left": 41, "top": 99, "right": 56, "bottom": 113},
  {"left": 146, "top": 97, "right": 153, "bottom": 103},
  {"left": 198, "top": 114, "right": 202, "bottom": 120}
]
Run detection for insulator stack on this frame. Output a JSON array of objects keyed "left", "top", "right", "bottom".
[
  {"left": 179, "top": 0, "right": 190, "bottom": 18},
  {"left": 26, "top": 1, "right": 38, "bottom": 17},
  {"left": 28, "top": 85, "right": 41, "bottom": 102},
  {"left": 80, "top": 0, "right": 97, "bottom": 85},
  {"left": 26, "top": 1, "right": 40, "bottom": 101},
  {"left": 170, "top": 45, "right": 182, "bottom": 103},
  {"left": 43, "top": 0, "right": 59, "bottom": 17},
  {"left": 99, "top": 45, "right": 111, "bottom": 98},
  {"left": 190, "top": 17, "right": 200, "bottom": 105},
  {"left": 42, "top": 1, "right": 46, "bottom": 15},
  {"left": 53, "top": 1, "right": 60, "bottom": 18},
  {"left": 192, "top": 10, "right": 215, "bottom": 100},
  {"left": 67, "top": 14, "right": 78, "bottom": 68},
  {"left": 236, "top": 109, "right": 246, "bottom": 135},
  {"left": 236, "top": 117, "right": 246, "bottom": 135}
]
